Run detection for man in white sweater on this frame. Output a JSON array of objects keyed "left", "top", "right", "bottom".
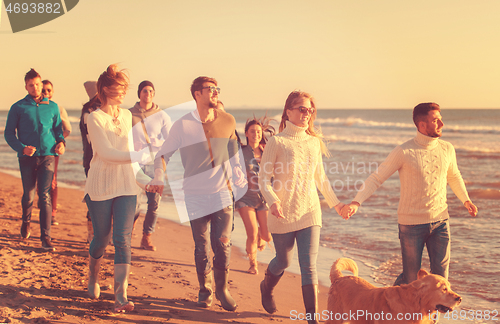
[
  {"left": 342, "top": 102, "right": 477, "bottom": 286},
  {"left": 149, "top": 76, "right": 246, "bottom": 312}
]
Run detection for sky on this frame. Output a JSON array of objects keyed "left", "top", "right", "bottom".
[{"left": 1, "top": 0, "right": 500, "bottom": 110}]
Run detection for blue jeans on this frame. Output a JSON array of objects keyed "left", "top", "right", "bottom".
[
  {"left": 268, "top": 225, "right": 320, "bottom": 286},
  {"left": 394, "top": 219, "right": 451, "bottom": 285},
  {"left": 134, "top": 165, "right": 160, "bottom": 234},
  {"left": 85, "top": 194, "right": 137, "bottom": 264},
  {"left": 84, "top": 167, "right": 90, "bottom": 221},
  {"left": 187, "top": 191, "right": 234, "bottom": 275},
  {"left": 19, "top": 156, "right": 55, "bottom": 240},
  {"left": 134, "top": 190, "right": 161, "bottom": 234}
]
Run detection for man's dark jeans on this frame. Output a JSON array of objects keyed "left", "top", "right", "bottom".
[
  {"left": 19, "top": 155, "right": 55, "bottom": 241},
  {"left": 186, "top": 191, "right": 234, "bottom": 275}
]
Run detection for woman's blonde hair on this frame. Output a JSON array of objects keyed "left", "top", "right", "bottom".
[
  {"left": 279, "top": 90, "right": 330, "bottom": 157},
  {"left": 96, "top": 64, "right": 129, "bottom": 105}
]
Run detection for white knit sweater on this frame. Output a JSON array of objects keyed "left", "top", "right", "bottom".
[
  {"left": 259, "top": 121, "right": 340, "bottom": 234},
  {"left": 85, "top": 109, "right": 150, "bottom": 201},
  {"left": 354, "top": 131, "right": 470, "bottom": 225}
]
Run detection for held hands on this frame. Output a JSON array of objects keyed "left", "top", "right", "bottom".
[
  {"left": 464, "top": 200, "right": 478, "bottom": 217},
  {"left": 23, "top": 145, "right": 36, "bottom": 156},
  {"left": 340, "top": 202, "right": 360, "bottom": 220},
  {"left": 147, "top": 179, "right": 164, "bottom": 195},
  {"left": 147, "top": 168, "right": 165, "bottom": 195},
  {"left": 333, "top": 202, "right": 346, "bottom": 216},
  {"left": 270, "top": 202, "right": 285, "bottom": 219}
]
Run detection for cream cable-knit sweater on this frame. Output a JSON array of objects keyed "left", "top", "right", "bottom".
[
  {"left": 353, "top": 131, "right": 470, "bottom": 225},
  {"left": 85, "top": 109, "right": 150, "bottom": 201},
  {"left": 259, "top": 121, "right": 340, "bottom": 234}
]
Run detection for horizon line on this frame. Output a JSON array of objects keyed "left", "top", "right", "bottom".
[{"left": 1, "top": 106, "right": 500, "bottom": 112}]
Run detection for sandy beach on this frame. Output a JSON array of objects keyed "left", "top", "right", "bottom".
[{"left": 0, "top": 171, "right": 331, "bottom": 324}]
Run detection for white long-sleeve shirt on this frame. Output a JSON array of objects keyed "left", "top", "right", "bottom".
[
  {"left": 129, "top": 102, "right": 171, "bottom": 160},
  {"left": 259, "top": 121, "right": 340, "bottom": 234},
  {"left": 354, "top": 131, "right": 470, "bottom": 225},
  {"left": 85, "top": 108, "right": 150, "bottom": 201}
]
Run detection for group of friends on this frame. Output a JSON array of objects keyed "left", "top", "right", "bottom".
[{"left": 4, "top": 65, "right": 478, "bottom": 322}]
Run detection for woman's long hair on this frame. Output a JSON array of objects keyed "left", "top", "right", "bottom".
[
  {"left": 279, "top": 90, "right": 330, "bottom": 157},
  {"left": 244, "top": 115, "right": 276, "bottom": 147},
  {"left": 96, "top": 64, "right": 129, "bottom": 105}
]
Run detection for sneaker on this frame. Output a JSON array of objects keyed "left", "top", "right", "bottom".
[
  {"left": 21, "top": 222, "right": 31, "bottom": 239},
  {"left": 41, "top": 238, "right": 55, "bottom": 251},
  {"left": 52, "top": 218, "right": 59, "bottom": 226}
]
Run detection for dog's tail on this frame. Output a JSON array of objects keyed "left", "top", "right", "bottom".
[{"left": 330, "top": 258, "right": 359, "bottom": 283}]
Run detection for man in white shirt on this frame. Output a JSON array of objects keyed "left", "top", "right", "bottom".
[{"left": 149, "top": 76, "right": 246, "bottom": 311}]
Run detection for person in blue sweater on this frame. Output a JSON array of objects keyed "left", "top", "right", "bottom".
[{"left": 4, "top": 68, "right": 65, "bottom": 251}]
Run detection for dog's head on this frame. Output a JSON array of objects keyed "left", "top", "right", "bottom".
[{"left": 411, "top": 269, "right": 462, "bottom": 313}]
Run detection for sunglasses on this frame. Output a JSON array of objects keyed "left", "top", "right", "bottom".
[
  {"left": 289, "top": 106, "right": 315, "bottom": 114},
  {"left": 201, "top": 86, "right": 221, "bottom": 94}
]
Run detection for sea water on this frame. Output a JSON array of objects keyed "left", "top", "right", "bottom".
[{"left": 1, "top": 108, "right": 498, "bottom": 323}]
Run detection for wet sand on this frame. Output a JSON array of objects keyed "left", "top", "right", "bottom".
[{"left": 0, "top": 171, "right": 331, "bottom": 323}]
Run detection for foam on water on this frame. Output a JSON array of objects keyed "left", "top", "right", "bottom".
[
  {"left": 1, "top": 108, "right": 499, "bottom": 322},
  {"left": 468, "top": 189, "right": 500, "bottom": 200},
  {"left": 316, "top": 116, "right": 500, "bottom": 134}
]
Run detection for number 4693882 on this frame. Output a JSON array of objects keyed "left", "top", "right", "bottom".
[{"left": 5, "top": 2, "right": 61, "bottom": 14}]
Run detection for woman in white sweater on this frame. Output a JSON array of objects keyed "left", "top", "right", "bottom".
[
  {"left": 85, "top": 64, "right": 150, "bottom": 313},
  {"left": 258, "top": 91, "right": 344, "bottom": 324}
]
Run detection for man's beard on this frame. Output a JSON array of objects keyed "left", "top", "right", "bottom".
[
  {"left": 208, "top": 100, "right": 217, "bottom": 108},
  {"left": 429, "top": 129, "right": 442, "bottom": 138}
]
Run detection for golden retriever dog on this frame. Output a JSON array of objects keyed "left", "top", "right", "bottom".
[{"left": 326, "top": 258, "right": 462, "bottom": 324}]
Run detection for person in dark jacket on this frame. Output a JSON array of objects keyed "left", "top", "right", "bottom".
[{"left": 80, "top": 81, "right": 101, "bottom": 243}]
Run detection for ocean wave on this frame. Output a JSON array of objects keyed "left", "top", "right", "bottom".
[
  {"left": 468, "top": 189, "right": 500, "bottom": 200},
  {"left": 445, "top": 124, "right": 500, "bottom": 134},
  {"left": 325, "top": 134, "right": 500, "bottom": 155},
  {"left": 317, "top": 117, "right": 415, "bottom": 131},
  {"left": 317, "top": 117, "right": 500, "bottom": 135},
  {"left": 455, "top": 146, "right": 500, "bottom": 155},
  {"left": 325, "top": 134, "right": 404, "bottom": 147},
  {"left": 467, "top": 182, "right": 500, "bottom": 189}
]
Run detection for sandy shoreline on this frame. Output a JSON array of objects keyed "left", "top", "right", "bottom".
[{"left": 0, "top": 171, "right": 332, "bottom": 323}]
